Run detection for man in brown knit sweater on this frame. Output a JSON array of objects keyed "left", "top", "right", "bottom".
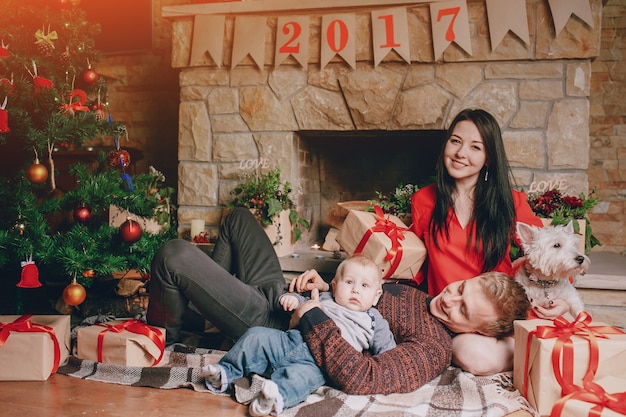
[{"left": 289, "top": 271, "right": 529, "bottom": 395}]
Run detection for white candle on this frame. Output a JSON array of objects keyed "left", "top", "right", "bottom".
[{"left": 190, "top": 219, "right": 205, "bottom": 239}]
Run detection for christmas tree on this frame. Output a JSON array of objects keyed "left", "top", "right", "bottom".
[{"left": 0, "top": 0, "right": 177, "bottom": 313}]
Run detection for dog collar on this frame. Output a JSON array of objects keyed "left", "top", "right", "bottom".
[{"left": 524, "top": 264, "right": 558, "bottom": 288}]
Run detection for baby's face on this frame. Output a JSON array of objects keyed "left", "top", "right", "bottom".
[{"left": 331, "top": 263, "right": 382, "bottom": 312}]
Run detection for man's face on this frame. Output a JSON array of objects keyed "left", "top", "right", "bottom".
[{"left": 428, "top": 277, "right": 499, "bottom": 334}]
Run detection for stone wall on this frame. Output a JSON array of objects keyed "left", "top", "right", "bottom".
[
  {"left": 168, "top": 0, "right": 607, "bottom": 250},
  {"left": 588, "top": 0, "right": 626, "bottom": 253}
]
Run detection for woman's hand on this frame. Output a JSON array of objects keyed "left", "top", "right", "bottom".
[
  {"left": 289, "top": 269, "right": 329, "bottom": 293},
  {"left": 289, "top": 288, "right": 321, "bottom": 329}
]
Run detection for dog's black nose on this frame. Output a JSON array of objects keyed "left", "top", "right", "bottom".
[{"left": 576, "top": 255, "right": 585, "bottom": 265}]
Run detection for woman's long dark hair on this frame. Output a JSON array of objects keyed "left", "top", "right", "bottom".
[{"left": 430, "top": 108, "right": 516, "bottom": 272}]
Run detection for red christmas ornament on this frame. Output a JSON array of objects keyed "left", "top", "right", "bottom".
[
  {"left": 17, "top": 257, "right": 43, "bottom": 288},
  {"left": 0, "top": 96, "right": 9, "bottom": 133},
  {"left": 120, "top": 218, "right": 142, "bottom": 243},
  {"left": 80, "top": 67, "right": 99, "bottom": 85},
  {"left": 62, "top": 281, "right": 86, "bottom": 306},
  {"left": 0, "top": 40, "right": 8, "bottom": 58},
  {"left": 107, "top": 149, "right": 131, "bottom": 168},
  {"left": 26, "top": 158, "right": 49, "bottom": 184},
  {"left": 73, "top": 205, "right": 92, "bottom": 224}
]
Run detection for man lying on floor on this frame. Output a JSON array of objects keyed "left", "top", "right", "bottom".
[{"left": 146, "top": 208, "right": 530, "bottom": 412}]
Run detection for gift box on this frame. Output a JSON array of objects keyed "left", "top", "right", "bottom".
[
  {"left": 77, "top": 319, "right": 165, "bottom": 367},
  {"left": 513, "top": 316, "right": 626, "bottom": 416},
  {"left": 337, "top": 207, "right": 426, "bottom": 279},
  {"left": 0, "top": 314, "right": 71, "bottom": 381},
  {"left": 555, "top": 376, "right": 626, "bottom": 417}
]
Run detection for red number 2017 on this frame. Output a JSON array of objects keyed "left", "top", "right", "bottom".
[
  {"left": 278, "top": 21, "right": 302, "bottom": 54},
  {"left": 437, "top": 7, "right": 460, "bottom": 42}
]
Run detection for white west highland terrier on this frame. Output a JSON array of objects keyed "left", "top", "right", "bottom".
[{"left": 513, "top": 221, "right": 590, "bottom": 318}]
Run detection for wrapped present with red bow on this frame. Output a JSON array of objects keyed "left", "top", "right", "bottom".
[
  {"left": 553, "top": 375, "right": 626, "bottom": 417},
  {"left": 337, "top": 206, "right": 426, "bottom": 279},
  {"left": 77, "top": 319, "right": 165, "bottom": 367},
  {"left": 513, "top": 313, "right": 626, "bottom": 416},
  {"left": 0, "top": 315, "right": 71, "bottom": 381}
]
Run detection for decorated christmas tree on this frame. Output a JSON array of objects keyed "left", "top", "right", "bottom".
[{"left": 0, "top": 0, "right": 177, "bottom": 314}]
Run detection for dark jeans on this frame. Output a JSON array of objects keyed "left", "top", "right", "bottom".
[{"left": 147, "top": 208, "right": 290, "bottom": 343}]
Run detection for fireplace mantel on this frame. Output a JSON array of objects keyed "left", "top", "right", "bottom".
[{"left": 165, "top": 0, "right": 603, "bottom": 248}]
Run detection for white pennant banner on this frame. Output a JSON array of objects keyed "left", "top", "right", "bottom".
[
  {"left": 275, "top": 16, "right": 310, "bottom": 68},
  {"left": 486, "top": 0, "right": 530, "bottom": 49},
  {"left": 371, "top": 7, "right": 410, "bottom": 67},
  {"left": 190, "top": 15, "right": 225, "bottom": 67},
  {"left": 182, "top": 0, "right": 594, "bottom": 70},
  {"left": 320, "top": 14, "right": 356, "bottom": 70},
  {"left": 232, "top": 16, "right": 266, "bottom": 69},
  {"left": 430, "top": 0, "right": 472, "bottom": 60},
  {"left": 548, "top": 0, "right": 594, "bottom": 36}
]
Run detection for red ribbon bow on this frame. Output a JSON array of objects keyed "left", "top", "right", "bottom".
[
  {"left": 522, "top": 312, "right": 626, "bottom": 417},
  {"left": 60, "top": 89, "right": 90, "bottom": 115},
  {"left": 354, "top": 206, "right": 408, "bottom": 279},
  {"left": 550, "top": 379, "right": 626, "bottom": 417},
  {"left": 0, "top": 314, "right": 62, "bottom": 375},
  {"left": 96, "top": 319, "right": 165, "bottom": 366}
]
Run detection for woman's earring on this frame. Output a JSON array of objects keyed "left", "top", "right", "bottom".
[{"left": 484, "top": 169, "right": 489, "bottom": 182}]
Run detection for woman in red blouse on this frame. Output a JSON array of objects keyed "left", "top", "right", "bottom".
[{"left": 410, "top": 108, "right": 556, "bottom": 375}]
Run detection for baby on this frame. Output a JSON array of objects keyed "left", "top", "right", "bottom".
[{"left": 201, "top": 254, "right": 395, "bottom": 416}]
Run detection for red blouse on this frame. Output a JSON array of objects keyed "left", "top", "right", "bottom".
[{"left": 411, "top": 184, "right": 542, "bottom": 295}]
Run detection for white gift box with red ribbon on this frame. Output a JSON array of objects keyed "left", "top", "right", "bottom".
[
  {"left": 337, "top": 207, "right": 426, "bottom": 279},
  {"left": 0, "top": 315, "right": 71, "bottom": 381}
]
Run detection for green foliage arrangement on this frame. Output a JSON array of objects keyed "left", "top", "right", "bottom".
[
  {"left": 368, "top": 183, "right": 419, "bottom": 215},
  {"left": 228, "top": 167, "right": 309, "bottom": 243}
]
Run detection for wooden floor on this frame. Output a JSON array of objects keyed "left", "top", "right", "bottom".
[{"left": 1, "top": 373, "right": 248, "bottom": 417}]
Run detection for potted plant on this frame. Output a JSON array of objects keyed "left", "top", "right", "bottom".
[
  {"left": 526, "top": 188, "right": 601, "bottom": 254},
  {"left": 367, "top": 183, "right": 419, "bottom": 225},
  {"left": 227, "top": 167, "right": 310, "bottom": 255}
]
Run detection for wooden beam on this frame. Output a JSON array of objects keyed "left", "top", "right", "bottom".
[{"left": 162, "top": 0, "right": 443, "bottom": 17}]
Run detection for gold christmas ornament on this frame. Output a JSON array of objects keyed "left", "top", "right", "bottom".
[{"left": 62, "top": 280, "right": 86, "bottom": 306}]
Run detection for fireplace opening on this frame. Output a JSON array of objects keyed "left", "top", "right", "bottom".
[{"left": 296, "top": 130, "right": 446, "bottom": 247}]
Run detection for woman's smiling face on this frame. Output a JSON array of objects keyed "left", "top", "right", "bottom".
[{"left": 443, "top": 120, "right": 487, "bottom": 186}]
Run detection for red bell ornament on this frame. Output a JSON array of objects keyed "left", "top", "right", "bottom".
[
  {"left": 0, "top": 96, "right": 9, "bottom": 133},
  {"left": 17, "top": 257, "right": 43, "bottom": 288},
  {"left": 120, "top": 218, "right": 142, "bottom": 243}
]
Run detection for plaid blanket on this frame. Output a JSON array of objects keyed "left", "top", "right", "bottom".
[{"left": 58, "top": 345, "right": 538, "bottom": 417}]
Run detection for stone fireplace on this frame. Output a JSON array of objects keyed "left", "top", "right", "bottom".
[{"left": 164, "top": 0, "right": 602, "bottom": 250}]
